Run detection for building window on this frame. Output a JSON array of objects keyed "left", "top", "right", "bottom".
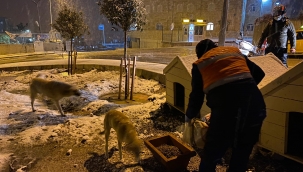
[
  {"left": 187, "top": 4, "right": 194, "bottom": 12},
  {"left": 184, "top": 28, "right": 188, "bottom": 35},
  {"left": 250, "top": 4, "right": 256, "bottom": 12},
  {"left": 156, "top": 23, "right": 163, "bottom": 30},
  {"left": 194, "top": 26, "right": 203, "bottom": 35},
  {"left": 208, "top": 2, "right": 215, "bottom": 11},
  {"left": 157, "top": 5, "right": 162, "bottom": 13},
  {"left": 177, "top": 4, "right": 183, "bottom": 12},
  {"left": 145, "top": 5, "right": 151, "bottom": 14},
  {"left": 247, "top": 24, "right": 254, "bottom": 31},
  {"left": 206, "top": 22, "right": 214, "bottom": 31}
]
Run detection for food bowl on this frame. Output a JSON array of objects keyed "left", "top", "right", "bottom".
[{"left": 144, "top": 134, "right": 196, "bottom": 171}]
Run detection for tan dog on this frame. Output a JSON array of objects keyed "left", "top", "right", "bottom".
[
  {"left": 30, "top": 77, "right": 81, "bottom": 116},
  {"left": 104, "top": 110, "right": 142, "bottom": 162}
]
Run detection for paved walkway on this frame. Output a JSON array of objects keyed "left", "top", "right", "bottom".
[{"left": 0, "top": 48, "right": 193, "bottom": 85}]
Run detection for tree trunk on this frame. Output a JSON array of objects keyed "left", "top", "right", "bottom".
[{"left": 218, "top": 0, "right": 229, "bottom": 46}]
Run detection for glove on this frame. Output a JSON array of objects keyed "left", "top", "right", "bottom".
[
  {"left": 202, "top": 113, "right": 211, "bottom": 125},
  {"left": 290, "top": 48, "right": 296, "bottom": 53},
  {"left": 256, "top": 47, "right": 262, "bottom": 54}
]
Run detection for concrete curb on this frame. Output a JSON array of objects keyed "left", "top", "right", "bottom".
[
  {"left": 0, "top": 59, "right": 166, "bottom": 84},
  {"left": 0, "top": 52, "right": 56, "bottom": 59}
]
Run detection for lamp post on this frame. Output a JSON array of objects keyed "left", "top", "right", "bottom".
[
  {"left": 49, "top": 0, "right": 53, "bottom": 29},
  {"left": 260, "top": 0, "right": 263, "bottom": 17},
  {"left": 31, "top": 0, "right": 42, "bottom": 33},
  {"left": 170, "top": 1, "right": 174, "bottom": 43}
]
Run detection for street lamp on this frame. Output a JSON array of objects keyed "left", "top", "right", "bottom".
[
  {"left": 31, "top": 0, "right": 42, "bottom": 33},
  {"left": 49, "top": 0, "right": 53, "bottom": 29}
]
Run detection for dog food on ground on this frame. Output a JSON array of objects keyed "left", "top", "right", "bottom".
[{"left": 156, "top": 144, "right": 182, "bottom": 158}]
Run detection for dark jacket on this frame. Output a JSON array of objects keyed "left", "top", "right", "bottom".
[
  {"left": 257, "top": 18, "right": 296, "bottom": 49},
  {"left": 185, "top": 55, "right": 265, "bottom": 119}
]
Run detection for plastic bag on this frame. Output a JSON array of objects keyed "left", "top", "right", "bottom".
[
  {"left": 182, "top": 122, "right": 193, "bottom": 144},
  {"left": 183, "top": 117, "right": 209, "bottom": 148},
  {"left": 192, "top": 118, "right": 208, "bottom": 148}
]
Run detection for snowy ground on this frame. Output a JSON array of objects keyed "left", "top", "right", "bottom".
[
  {"left": 0, "top": 69, "right": 194, "bottom": 172},
  {"left": 1, "top": 68, "right": 303, "bottom": 172}
]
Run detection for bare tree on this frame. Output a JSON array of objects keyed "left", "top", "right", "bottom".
[
  {"left": 97, "top": 0, "right": 147, "bottom": 99},
  {"left": 52, "top": 4, "right": 89, "bottom": 75}
]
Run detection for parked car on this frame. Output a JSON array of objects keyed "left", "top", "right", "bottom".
[{"left": 288, "top": 30, "right": 303, "bottom": 54}]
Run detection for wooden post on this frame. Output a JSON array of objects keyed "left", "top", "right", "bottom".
[
  {"left": 68, "top": 51, "right": 71, "bottom": 75},
  {"left": 130, "top": 56, "right": 137, "bottom": 100},
  {"left": 118, "top": 57, "right": 123, "bottom": 100},
  {"left": 70, "top": 51, "right": 73, "bottom": 75},
  {"left": 124, "top": 62, "right": 128, "bottom": 99},
  {"left": 126, "top": 55, "right": 131, "bottom": 99},
  {"left": 73, "top": 51, "right": 77, "bottom": 74}
]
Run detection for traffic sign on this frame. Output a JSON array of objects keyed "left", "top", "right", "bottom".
[{"left": 98, "top": 24, "right": 104, "bottom": 30}]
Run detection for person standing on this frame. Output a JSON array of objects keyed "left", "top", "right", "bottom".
[
  {"left": 257, "top": 4, "right": 296, "bottom": 67},
  {"left": 185, "top": 39, "right": 266, "bottom": 172}
]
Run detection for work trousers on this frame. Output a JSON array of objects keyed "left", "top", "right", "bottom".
[{"left": 199, "top": 108, "right": 266, "bottom": 172}]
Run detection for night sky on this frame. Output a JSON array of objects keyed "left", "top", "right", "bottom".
[{"left": 0, "top": 0, "right": 38, "bottom": 24}]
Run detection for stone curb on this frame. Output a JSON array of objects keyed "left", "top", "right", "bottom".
[
  {"left": 0, "top": 52, "right": 56, "bottom": 59},
  {"left": 0, "top": 62, "right": 166, "bottom": 85}
]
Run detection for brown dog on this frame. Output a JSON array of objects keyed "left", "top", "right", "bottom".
[
  {"left": 104, "top": 110, "right": 142, "bottom": 162},
  {"left": 30, "top": 77, "right": 81, "bottom": 116}
]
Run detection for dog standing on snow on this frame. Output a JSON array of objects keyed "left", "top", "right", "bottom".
[
  {"left": 30, "top": 76, "right": 81, "bottom": 116},
  {"left": 104, "top": 110, "right": 142, "bottom": 162}
]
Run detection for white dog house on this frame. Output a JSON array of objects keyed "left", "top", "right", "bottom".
[
  {"left": 163, "top": 54, "right": 199, "bottom": 113},
  {"left": 163, "top": 53, "right": 303, "bottom": 163}
]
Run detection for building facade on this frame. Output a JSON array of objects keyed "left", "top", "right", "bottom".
[
  {"left": 129, "top": 0, "right": 247, "bottom": 48},
  {"left": 128, "top": 0, "right": 302, "bottom": 48}
]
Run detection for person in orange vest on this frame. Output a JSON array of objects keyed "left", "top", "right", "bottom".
[{"left": 185, "top": 39, "right": 266, "bottom": 172}]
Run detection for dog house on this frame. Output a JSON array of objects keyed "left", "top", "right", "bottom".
[
  {"left": 164, "top": 53, "right": 303, "bottom": 163},
  {"left": 163, "top": 54, "right": 204, "bottom": 113}
]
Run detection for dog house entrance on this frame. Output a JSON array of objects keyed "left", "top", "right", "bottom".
[
  {"left": 287, "top": 112, "right": 303, "bottom": 158},
  {"left": 174, "top": 82, "right": 185, "bottom": 111}
]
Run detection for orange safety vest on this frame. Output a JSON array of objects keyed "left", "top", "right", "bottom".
[{"left": 194, "top": 46, "right": 252, "bottom": 93}]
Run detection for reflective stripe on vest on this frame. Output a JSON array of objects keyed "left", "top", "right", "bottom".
[
  {"left": 195, "top": 51, "right": 252, "bottom": 93},
  {"left": 196, "top": 53, "right": 244, "bottom": 69}
]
